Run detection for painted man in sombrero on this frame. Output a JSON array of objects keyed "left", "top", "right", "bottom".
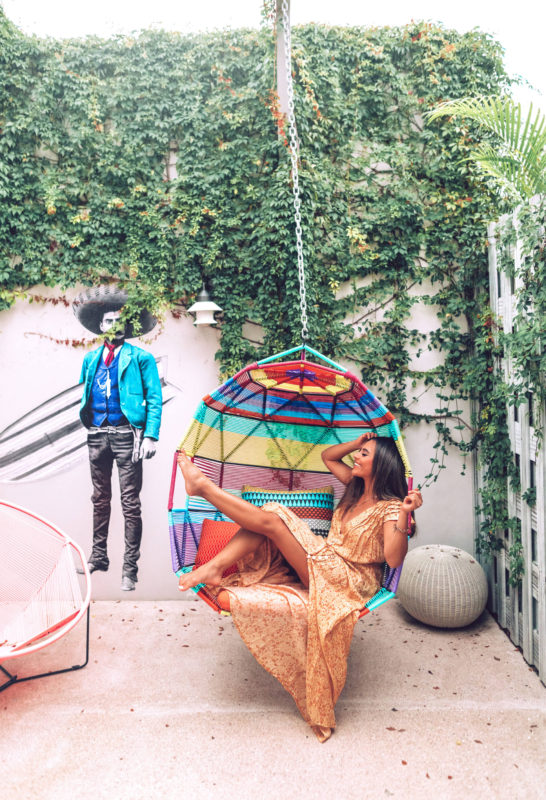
[{"left": 73, "top": 286, "right": 162, "bottom": 591}]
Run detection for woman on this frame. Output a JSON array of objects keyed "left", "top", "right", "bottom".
[{"left": 177, "top": 434, "right": 422, "bottom": 742}]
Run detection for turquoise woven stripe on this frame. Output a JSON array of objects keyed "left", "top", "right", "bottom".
[
  {"left": 389, "top": 420, "right": 401, "bottom": 440},
  {"left": 181, "top": 506, "right": 233, "bottom": 526},
  {"left": 187, "top": 490, "right": 242, "bottom": 513},
  {"left": 364, "top": 587, "right": 395, "bottom": 611},
  {"left": 242, "top": 489, "right": 334, "bottom": 509},
  {"left": 193, "top": 400, "right": 209, "bottom": 424},
  {"left": 257, "top": 345, "right": 346, "bottom": 371},
  {"left": 188, "top": 405, "right": 395, "bottom": 445},
  {"left": 257, "top": 345, "right": 304, "bottom": 364}
]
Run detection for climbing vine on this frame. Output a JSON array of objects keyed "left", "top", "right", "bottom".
[
  {"left": 1, "top": 8, "right": 538, "bottom": 576},
  {"left": 475, "top": 197, "right": 545, "bottom": 582}
]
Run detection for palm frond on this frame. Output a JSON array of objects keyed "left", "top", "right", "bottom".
[
  {"left": 426, "top": 96, "right": 546, "bottom": 198},
  {"left": 470, "top": 145, "right": 542, "bottom": 197}
]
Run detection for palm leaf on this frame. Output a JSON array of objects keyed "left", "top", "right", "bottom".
[
  {"left": 470, "top": 145, "right": 541, "bottom": 197},
  {"left": 426, "top": 96, "right": 546, "bottom": 198}
]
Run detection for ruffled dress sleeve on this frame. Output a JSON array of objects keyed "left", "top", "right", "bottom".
[{"left": 382, "top": 499, "right": 402, "bottom": 523}]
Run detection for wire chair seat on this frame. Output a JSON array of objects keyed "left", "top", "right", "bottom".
[{"left": 0, "top": 500, "right": 91, "bottom": 691}]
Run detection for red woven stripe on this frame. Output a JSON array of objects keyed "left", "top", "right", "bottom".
[
  {"left": 200, "top": 401, "right": 393, "bottom": 428},
  {"left": 289, "top": 506, "right": 333, "bottom": 521},
  {"left": 190, "top": 458, "right": 348, "bottom": 499}
]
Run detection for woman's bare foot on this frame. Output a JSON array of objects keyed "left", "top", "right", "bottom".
[
  {"left": 177, "top": 449, "right": 210, "bottom": 497},
  {"left": 178, "top": 561, "right": 224, "bottom": 592}
]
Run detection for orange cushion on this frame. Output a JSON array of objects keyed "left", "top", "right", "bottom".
[{"left": 195, "top": 519, "right": 240, "bottom": 577}]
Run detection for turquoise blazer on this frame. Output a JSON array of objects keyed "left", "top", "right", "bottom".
[{"left": 79, "top": 342, "right": 162, "bottom": 440}]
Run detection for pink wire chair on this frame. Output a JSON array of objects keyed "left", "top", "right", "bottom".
[{"left": 0, "top": 500, "right": 91, "bottom": 691}]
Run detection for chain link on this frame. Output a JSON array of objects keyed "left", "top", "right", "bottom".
[{"left": 280, "top": 0, "right": 309, "bottom": 342}]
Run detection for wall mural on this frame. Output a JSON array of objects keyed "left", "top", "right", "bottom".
[{"left": 0, "top": 356, "right": 179, "bottom": 483}]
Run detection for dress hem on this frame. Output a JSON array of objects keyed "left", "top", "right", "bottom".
[{"left": 226, "top": 587, "right": 335, "bottom": 743}]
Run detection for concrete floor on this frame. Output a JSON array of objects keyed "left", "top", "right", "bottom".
[{"left": 1, "top": 599, "right": 545, "bottom": 800}]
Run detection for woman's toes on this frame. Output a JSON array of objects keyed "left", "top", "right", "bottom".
[
  {"left": 178, "top": 563, "right": 223, "bottom": 592},
  {"left": 177, "top": 451, "right": 208, "bottom": 496}
]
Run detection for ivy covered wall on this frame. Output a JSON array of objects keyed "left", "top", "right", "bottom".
[{"left": 0, "top": 12, "right": 514, "bottom": 508}]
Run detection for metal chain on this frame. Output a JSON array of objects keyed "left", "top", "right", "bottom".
[{"left": 280, "top": 0, "right": 309, "bottom": 343}]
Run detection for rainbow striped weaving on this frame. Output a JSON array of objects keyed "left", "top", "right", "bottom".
[{"left": 169, "top": 345, "right": 412, "bottom": 580}]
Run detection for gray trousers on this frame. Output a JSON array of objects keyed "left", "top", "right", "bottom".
[{"left": 87, "top": 425, "right": 143, "bottom": 580}]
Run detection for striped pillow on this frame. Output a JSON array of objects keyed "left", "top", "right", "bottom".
[{"left": 241, "top": 485, "right": 334, "bottom": 537}]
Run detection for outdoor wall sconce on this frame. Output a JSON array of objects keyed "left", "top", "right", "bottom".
[{"left": 187, "top": 285, "right": 222, "bottom": 326}]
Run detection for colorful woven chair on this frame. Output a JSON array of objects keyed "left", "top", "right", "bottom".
[
  {"left": 0, "top": 500, "right": 91, "bottom": 691},
  {"left": 168, "top": 344, "right": 412, "bottom": 616}
]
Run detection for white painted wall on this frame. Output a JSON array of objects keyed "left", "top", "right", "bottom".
[{"left": 0, "top": 285, "right": 475, "bottom": 600}]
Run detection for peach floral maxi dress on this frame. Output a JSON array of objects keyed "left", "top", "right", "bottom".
[{"left": 217, "top": 498, "right": 402, "bottom": 742}]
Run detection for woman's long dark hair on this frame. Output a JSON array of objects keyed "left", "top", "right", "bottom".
[{"left": 337, "top": 438, "right": 415, "bottom": 534}]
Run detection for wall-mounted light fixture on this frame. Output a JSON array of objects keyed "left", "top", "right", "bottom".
[{"left": 187, "top": 285, "right": 222, "bottom": 326}]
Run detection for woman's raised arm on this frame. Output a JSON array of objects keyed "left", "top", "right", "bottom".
[
  {"left": 321, "top": 433, "right": 377, "bottom": 485},
  {"left": 383, "top": 488, "right": 422, "bottom": 567}
]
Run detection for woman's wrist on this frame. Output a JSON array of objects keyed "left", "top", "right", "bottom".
[{"left": 395, "top": 510, "right": 409, "bottom": 534}]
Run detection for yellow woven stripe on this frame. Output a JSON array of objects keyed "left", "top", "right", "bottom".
[
  {"left": 249, "top": 368, "right": 351, "bottom": 395},
  {"left": 179, "top": 419, "right": 201, "bottom": 456},
  {"left": 395, "top": 437, "right": 412, "bottom": 478},
  {"left": 248, "top": 369, "right": 278, "bottom": 388},
  {"left": 180, "top": 422, "right": 331, "bottom": 472},
  {"left": 181, "top": 418, "right": 413, "bottom": 478}
]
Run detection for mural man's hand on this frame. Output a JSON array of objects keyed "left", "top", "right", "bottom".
[{"left": 139, "top": 437, "right": 157, "bottom": 460}]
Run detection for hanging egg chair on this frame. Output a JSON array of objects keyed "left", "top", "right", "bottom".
[
  {"left": 168, "top": 3, "right": 413, "bottom": 614},
  {"left": 168, "top": 344, "right": 413, "bottom": 614}
]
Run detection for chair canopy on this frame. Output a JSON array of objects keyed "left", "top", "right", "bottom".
[
  {"left": 169, "top": 346, "right": 412, "bottom": 613},
  {"left": 0, "top": 500, "right": 91, "bottom": 661}
]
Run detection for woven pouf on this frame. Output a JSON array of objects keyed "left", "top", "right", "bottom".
[{"left": 397, "top": 545, "right": 488, "bottom": 628}]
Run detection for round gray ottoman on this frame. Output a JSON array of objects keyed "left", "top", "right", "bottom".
[{"left": 397, "top": 544, "right": 488, "bottom": 628}]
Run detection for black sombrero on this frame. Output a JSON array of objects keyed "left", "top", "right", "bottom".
[{"left": 72, "top": 286, "right": 157, "bottom": 337}]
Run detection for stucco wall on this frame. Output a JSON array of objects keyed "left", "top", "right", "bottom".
[{"left": 0, "top": 287, "right": 475, "bottom": 600}]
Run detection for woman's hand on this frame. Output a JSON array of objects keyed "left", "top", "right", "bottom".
[
  {"left": 401, "top": 488, "right": 423, "bottom": 514},
  {"left": 354, "top": 432, "right": 377, "bottom": 449},
  {"left": 321, "top": 431, "right": 378, "bottom": 486}
]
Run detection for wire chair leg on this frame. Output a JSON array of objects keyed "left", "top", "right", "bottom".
[{"left": 0, "top": 605, "right": 90, "bottom": 693}]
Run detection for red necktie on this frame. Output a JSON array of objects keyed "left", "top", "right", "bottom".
[{"left": 104, "top": 342, "right": 116, "bottom": 366}]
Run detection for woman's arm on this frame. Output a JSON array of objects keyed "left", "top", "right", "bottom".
[
  {"left": 383, "top": 489, "right": 422, "bottom": 567},
  {"left": 321, "top": 433, "right": 376, "bottom": 485}
]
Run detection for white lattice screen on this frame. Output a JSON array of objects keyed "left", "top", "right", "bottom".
[{"left": 480, "top": 216, "right": 545, "bottom": 684}]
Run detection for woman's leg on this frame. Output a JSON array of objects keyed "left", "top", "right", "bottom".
[
  {"left": 178, "top": 528, "right": 264, "bottom": 591},
  {"left": 177, "top": 451, "right": 309, "bottom": 587}
]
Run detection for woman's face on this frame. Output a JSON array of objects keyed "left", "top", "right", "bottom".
[{"left": 352, "top": 439, "right": 377, "bottom": 481}]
